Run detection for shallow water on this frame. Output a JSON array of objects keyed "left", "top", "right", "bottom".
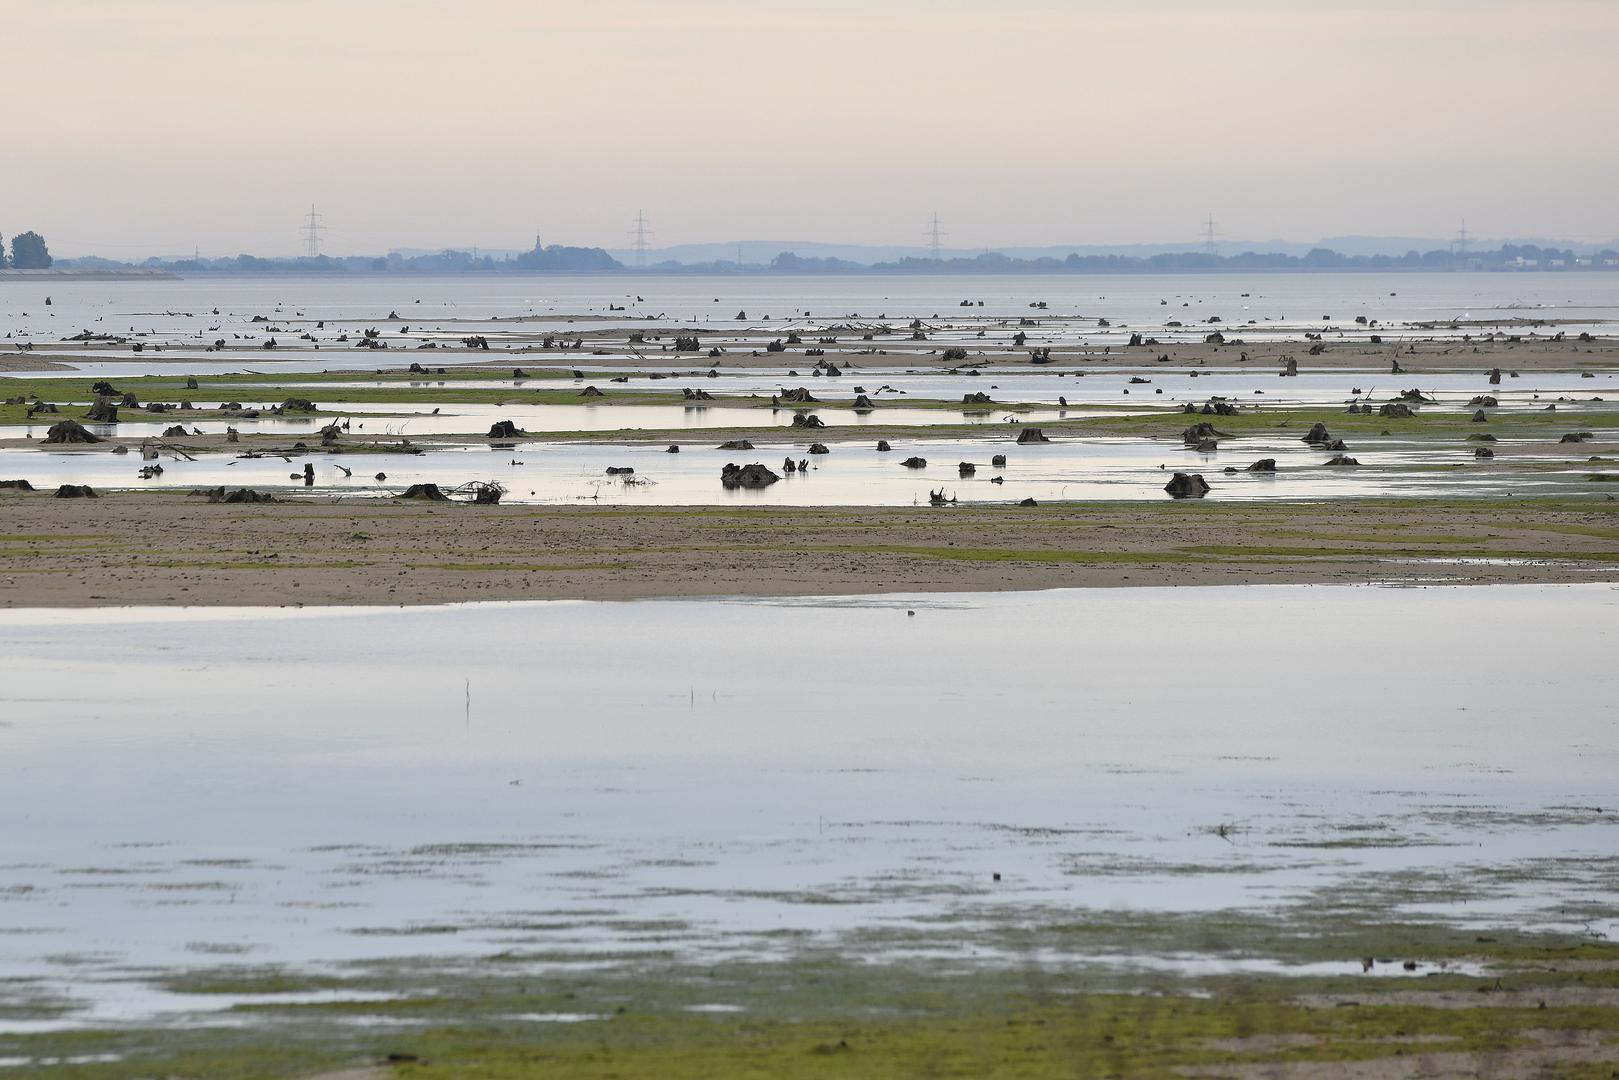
[
  {"left": 206, "top": 367, "right": 1619, "bottom": 413},
  {"left": 7, "top": 400, "right": 1091, "bottom": 439},
  {"left": 5, "top": 430, "right": 1605, "bottom": 505},
  {"left": 0, "top": 585, "right": 1615, "bottom": 1026},
  {"left": 11, "top": 369, "right": 1615, "bottom": 445},
  {"left": 4, "top": 272, "right": 1617, "bottom": 365}
]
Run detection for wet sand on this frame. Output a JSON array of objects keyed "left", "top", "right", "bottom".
[
  {"left": 2, "top": 492, "right": 1614, "bottom": 607},
  {"left": 0, "top": 354, "right": 69, "bottom": 371}
]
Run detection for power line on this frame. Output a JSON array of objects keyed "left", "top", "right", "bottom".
[
  {"left": 628, "top": 210, "right": 652, "bottom": 268},
  {"left": 302, "top": 203, "right": 325, "bottom": 258},
  {"left": 926, "top": 213, "right": 946, "bottom": 261}
]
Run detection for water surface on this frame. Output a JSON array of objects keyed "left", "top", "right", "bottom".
[
  {"left": 6, "top": 430, "right": 1606, "bottom": 504},
  {"left": 1, "top": 585, "right": 1615, "bottom": 1027}
]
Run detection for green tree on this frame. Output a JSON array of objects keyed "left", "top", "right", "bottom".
[
  {"left": 0, "top": 233, "right": 7, "bottom": 267},
  {"left": 10, "top": 231, "right": 52, "bottom": 269}
]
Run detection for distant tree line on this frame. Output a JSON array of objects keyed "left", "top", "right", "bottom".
[
  {"left": 58, "top": 243, "right": 624, "bottom": 275},
  {"left": 0, "top": 231, "right": 53, "bottom": 269},
  {"left": 739, "top": 244, "right": 1618, "bottom": 275},
  {"left": 44, "top": 238, "right": 1619, "bottom": 275}
]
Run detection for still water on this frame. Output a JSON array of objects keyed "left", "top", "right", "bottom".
[
  {"left": 1, "top": 585, "right": 1615, "bottom": 1026},
  {"left": 4, "top": 272, "right": 1617, "bottom": 331},
  {"left": 3, "top": 272, "right": 1616, "bottom": 364},
  {"left": 6, "top": 431, "right": 1606, "bottom": 504}
]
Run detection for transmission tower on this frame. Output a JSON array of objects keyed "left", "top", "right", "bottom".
[
  {"left": 1202, "top": 213, "right": 1219, "bottom": 256},
  {"left": 926, "top": 213, "right": 946, "bottom": 261},
  {"left": 629, "top": 210, "right": 652, "bottom": 268},
  {"left": 1453, "top": 218, "right": 1470, "bottom": 255},
  {"left": 301, "top": 204, "right": 325, "bottom": 258}
]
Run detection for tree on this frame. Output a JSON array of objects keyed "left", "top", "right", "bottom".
[
  {"left": 0, "top": 233, "right": 7, "bottom": 267},
  {"left": 9, "top": 231, "right": 51, "bottom": 269}
]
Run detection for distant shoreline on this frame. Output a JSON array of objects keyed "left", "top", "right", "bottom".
[
  {"left": 17, "top": 266, "right": 1619, "bottom": 282},
  {"left": 0, "top": 268, "right": 178, "bottom": 281}
]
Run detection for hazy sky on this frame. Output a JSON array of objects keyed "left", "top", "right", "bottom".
[{"left": 12, "top": 0, "right": 1618, "bottom": 257}]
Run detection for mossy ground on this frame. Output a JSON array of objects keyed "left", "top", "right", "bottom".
[{"left": 6, "top": 926, "right": 1619, "bottom": 1079}]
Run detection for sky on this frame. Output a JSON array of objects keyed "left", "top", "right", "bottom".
[{"left": 10, "top": 0, "right": 1619, "bottom": 257}]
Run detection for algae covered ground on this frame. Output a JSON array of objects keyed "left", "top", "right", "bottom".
[{"left": 6, "top": 924, "right": 1619, "bottom": 1078}]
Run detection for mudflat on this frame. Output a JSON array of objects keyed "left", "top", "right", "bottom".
[{"left": 1, "top": 492, "right": 1614, "bottom": 607}]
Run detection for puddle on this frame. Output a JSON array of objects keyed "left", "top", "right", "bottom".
[{"left": 0, "top": 987, "right": 407, "bottom": 1034}]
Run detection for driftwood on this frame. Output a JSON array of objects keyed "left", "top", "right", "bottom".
[
  {"left": 721, "top": 463, "right": 779, "bottom": 489},
  {"left": 45, "top": 420, "right": 101, "bottom": 444},
  {"left": 1163, "top": 473, "right": 1210, "bottom": 498}
]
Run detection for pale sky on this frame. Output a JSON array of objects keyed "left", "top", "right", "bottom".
[{"left": 11, "top": 0, "right": 1618, "bottom": 257}]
